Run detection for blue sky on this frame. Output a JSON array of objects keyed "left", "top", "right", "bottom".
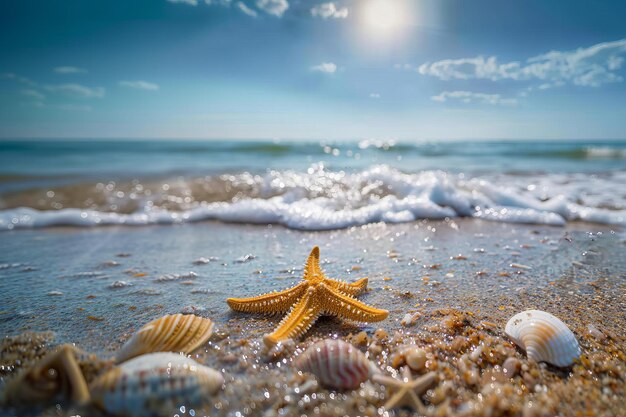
[{"left": 1, "top": 0, "right": 625, "bottom": 140}]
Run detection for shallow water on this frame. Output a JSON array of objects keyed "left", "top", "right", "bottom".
[{"left": 0, "top": 219, "right": 622, "bottom": 355}]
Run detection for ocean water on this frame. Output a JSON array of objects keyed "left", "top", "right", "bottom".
[{"left": 0, "top": 139, "right": 625, "bottom": 230}]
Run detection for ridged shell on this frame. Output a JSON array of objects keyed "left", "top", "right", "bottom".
[
  {"left": 116, "top": 314, "right": 214, "bottom": 363},
  {"left": 505, "top": 310, "right": 581, "bottom": 367},
  {"left": 91, "top": 352, "right": 223, "bottom": 417},
  {"left": 294, "top": 339, "right": 375, "bottom": 390}
]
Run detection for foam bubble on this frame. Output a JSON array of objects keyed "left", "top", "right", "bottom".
[{"left": 0, "top": 166, "right": 624, "bottom": 231}]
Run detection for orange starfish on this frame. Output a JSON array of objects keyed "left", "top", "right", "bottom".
[{"left": 227, "top": 246, "right": 389, "bottom": 346}]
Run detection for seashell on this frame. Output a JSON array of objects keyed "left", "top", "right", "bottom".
[
  {"left": 116, "top": 313, "right": 214, "bottom": 363},
  {"left": 505, "top": 310, "right": 581, "bottom": 367},
  {"left": 91, "top": 352, "right": 223, "bottom": 417},
  {"left": 294, "top": 339, "right": 376, "bottom": 390}
]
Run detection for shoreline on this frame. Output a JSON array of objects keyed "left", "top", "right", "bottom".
[{"left": 0, "top": 219, "right": 624, "bottom": 416}]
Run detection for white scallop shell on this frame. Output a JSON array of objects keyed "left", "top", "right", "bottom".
[
  {"left": 505, "top": 310, "right": 581, "bottom": 367},
  {"left": 91, "top": 352, "right": 223, "bottom": 417},
  {"left": 116, "top": 313, "right": 214, "bottom": 363},
  {"left": 294, "top": 339, "right": 376, "bottom": 390}
]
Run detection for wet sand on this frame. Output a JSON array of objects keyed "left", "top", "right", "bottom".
[{"left": 0, "top": 219, "right": 624, "bottom": 416}]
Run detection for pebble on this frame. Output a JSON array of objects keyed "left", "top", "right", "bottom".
[
  {"left": 374, "top": 328, "right": 388, "bottom": 340},
  {"left": 193, "top": 257, "right": 218, "bottom": 265},
  {"left": 401, "top": 312, "right": 421, "bottom": 326},
  {"left": 235, "top": 254, "right": 256, "bottom": 263},
  {"left": 469, "top": 344, "right": 484, "bottom": 362},
  {"left": 502, "top": 357, "right": 521, "bottom": 377},
  {"left": 587, "top": 323, "right": 606, "bottom": 341},
  {"left": 353, "top": 331, "right": 369, "bottom": 346},
  {"left": 180, "top": 305, "right": 206, "bottom": 314},
  {"left": 406, "top": 348, "right": 427, "bottom": 371},
  {"left": 109, "top": 280, "right": 132, "bottom": 288},
  {"left": 157, "top": 271, "right": 197, "bottom": 282}
]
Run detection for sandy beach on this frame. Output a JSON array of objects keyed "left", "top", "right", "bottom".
[
  {"left": 1, "top": 219, "right": 624, "bottom": 416},
  {"left": 2, "top": 0, "right": 626, "bottom": 413}
]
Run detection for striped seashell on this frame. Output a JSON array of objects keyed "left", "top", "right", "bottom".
[
  {"left": 505, "top": 310, "right": 581, "bottom": 367},
  {"left": 91, "top": 352, "right": 223, "bottom": 417},
  {"left": 116, "top": 314, "right": 214, "bottom": 363},
  {"left": 294, "top": 339, "right": 376, "bottom": 390}
]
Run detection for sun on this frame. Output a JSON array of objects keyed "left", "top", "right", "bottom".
[{"left": 361, "top": 0, "right": 410, "bottom": 36}]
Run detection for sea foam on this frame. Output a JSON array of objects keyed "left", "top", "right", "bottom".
[{"left": 0, "top": 166, "right": 624, "bottom": 231}]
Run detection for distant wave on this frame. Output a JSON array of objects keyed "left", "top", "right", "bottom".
[
  {"left": 1, "top": 166, "right": 624, "bottom": 231},
  {"left": 522, "top": 146, "right": 626, "bottom": 160},
  {"left": 584, "top": 146, "right": 626, "bottom": 159}
]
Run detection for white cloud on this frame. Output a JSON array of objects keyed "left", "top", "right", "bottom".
[
  {"left": 256, "top": 0, "right": 288, "bottom": 17},
  {"left": 431, "top": 91, "right": 517, "bottom": 106},
  {"left": 369, "top": 93, "right": 380, "bottom": 99},
  {"left": 21, "top": 89, "right": 45, "bottom": 100},
  {"left": 54, "top": 66, "right": 87, "bottom": 74},
  {"left": 311, "top": 62, "right": 337, "bottom": 73},
  {"left": 311, "top": 3, "right": 348, "bottom": 19},
  {"left": 237, "top": 2, "right": 258, "bottom": 17},
  {"left": 119, "top": 80, "right": 160, "bottom": 91},
  {"left": 1, "top": 72, "right": 37, "bottom": 86},
  {"left": 167, "top": 0, "right": 199, "bottom": 5},
  {"left": 169, "top": 0, "right": 270, "bottom": 18},
  {"left": 416, "top": 39, "right": 626, "bottom": 88},
  {"left": 45, "top": 84, "right": 105, "bottom": 98}
]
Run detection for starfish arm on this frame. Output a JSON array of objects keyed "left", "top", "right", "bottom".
[
  {"left": 303, "top": 246, "right": 323, "bottom": 281},
  {"left": 324, "top": 277, "right": 368, "bottom": 296},
  {"left": 414, "top": 372, "right": 438, "bottom": 392},
  {"left": 319, "top": 284, "right": 388, "bottom": 323},
  {"left": 5, "top": 345, "right": 91, "bottom": 405},
  {"left": 384, "top": 389, "right": 410, "bottom": 410},
  {"left": 263, "top": 289, "right": 321, "bottom": 346},
  {"left": 372, "top": 374, "right": 401, "bottom": 388},
  {"left": 410, "top": 390, "right": 428, "bottom": 415},
  {"left": 53, "top": 345, "right": 91, "bottom": 404},
  {"left": 227, "top": 282, "right": 307, "bottom": 314}
]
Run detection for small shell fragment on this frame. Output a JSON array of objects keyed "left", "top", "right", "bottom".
[
  {"left": 294, "top": 339, "right": 375, "bottom": 390},
  {"left": 505, "top": 310, "right": 581, "bottom": 367},
  {"left": 401, "top": 312, "right": 421, "bottom": 327},
  {"left": 116, "top": 313, "right": 214, "bottom": 363},
  {"left": 91, "top": 352, "right": 223, "bottom": 417}
]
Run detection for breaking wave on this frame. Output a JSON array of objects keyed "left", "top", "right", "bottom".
[{"left": 0, "top": 165, "right": 624, "bottom": 231}]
